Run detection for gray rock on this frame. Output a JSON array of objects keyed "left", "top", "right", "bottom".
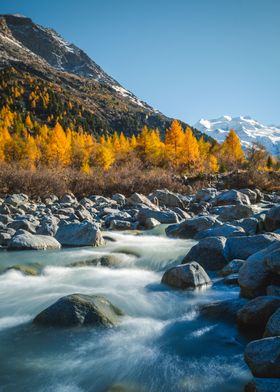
[
  {"left": 127, "top": 193, "right": 158, "bottom": 209},
  {"left": 195, "top": 188, "right": 217, "bottom": 202},
  {"left": 109, "top": 220, "right": 133, "bottom": 231},
  {"left": 195, "top": 224, "right": 245, "bottom": 240},
  {"left": 55, "top": 222, "right": 104, "bottom": 247},
  {"left": 225, "top": 234, "right": 280, "bottom": 261},
  {"left": 183, "top": 236, "right": 227, "bottom": 271},
  {"left": 60, "top": 193, "right": 78, "bottom": 205},
  {"left": 166, "top": 216, "right": 221, "bottom": 239},
  {"left": 144, "top": 217, "right": 161, "bottom": 229},
  {"left": 264, "top": 308, "right": 280, "bottom": 337},
  {"left": 0, "top": 232, "right": 12, "bottom": 246},
  {"left": 149, "top": 189, "right": 184, "bottom": 208},
  {"left": 266, "top": 248, "right": 280, "bottom": 274},
  {"left": 112, "top": 193, "right": 126, "bottom": 204},
  {"left": 161, "top": 262, "right": 211, "bottom": 289},
  {"left": 218, "top": 205, "right": 255, "bottom": 222},
  {"left": 138, "top": 208, "right": 179, "bottom": 225},
  {"left": 33, "top": 294, "right": 123, "bottom": 327},
  {"left": 37, "top": 216, "right": 59, "bottom": 236},
  {"left": 199, "top": 298, "right": 248, "bottom": 322},
  {"left": 264, "top": 205, "right": 280, "bottom": 232},
  {"left": 237, "top": 296, "right": 280, "bottom": 329},
  {"left": 240, "top": 189, "right": 258, "bottom": 204},
  {"left": 7, "top": 231, "right": 61, "bottom": 250},
  {"left": 244, "top": 337, "right": 280, "bottom": 378},
  {"left": 245, "top": 378, "right": 280, "bottom": 392},
  {"left": 219, "top": 259, "right": 244, "bottom": 276},
  {"left": 5, "top": 193, "right": 29, "bottom": 207},
  {"left": 214, "top": 190, "right": 251, "bottom": 206},
  {"left": 234, "top": 217, "right": 259, "bottom": 235},
  {"left": 7, "top": 219, "right": 38, "bottom": 234}
]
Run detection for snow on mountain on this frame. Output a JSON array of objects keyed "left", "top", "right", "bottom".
[{"left": 194, "top": 115, "right": 280, "bottom": 155}]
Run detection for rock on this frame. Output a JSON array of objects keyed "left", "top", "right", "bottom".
[
  {"left": 37, "top": 216, "right": 59, "bottom": 236},
  {"left": 237, "top": 296, "right": 280, "bottom": 330},
  {"left": 0, "top": 232, "right": 12, "bottom": 246},
  {"left": 264, "top": 205, "right": 280, "bottom": 232},
  {"left": 223, "top": 273, "right": 239, "bottom": 285},
  {"left": 109, "top": 220, "right": 133, "bottom": 231},
  {"left": 55, "top": 221, "right": 104, "bottom": 247},
  {"left": 149, "top": 189, "right": 184, "bottom": 208},
  {"left": 218, "top": 205, "right": 255, "bottom": 222},
  {"left": 7, "top": 231, "right": 61, "bottom": 250},
  {"left": 69, "top": 254, "right": 126, "bottom": 268},
  {"left": 172, "top": 207, "right": 191, "bottom": 220},
  {"left": 214, "top": 190, "right": 251, "bottom": 206},
  {"left": 199, "top": 298, "right": 248, "bottom": 322},
  {"left": 234, "top": 217, "right": 259, "bottom": 235},
  {"left": 138, "top": 208, "right": 179, "bottom": 225},
  {"left": 161, "top": 262, "right": 211, "bottom": 289},
  {"left": 238, "top": 242, "right": 280, "bottom": 298},
  {"left": 127, "top": 193, "right": 158, "bottom": 209},
  {"left": 60, "top": 193, "right": 78, "bottom": 205},
  {"left": 4, "top": 193, "right": 29, "bottom": 207},
  {"left": 264, "top": 308, "right": 280, "bottom": 337},
  {"left": 219, "top": 259, "right": 244, "bottom": 276},
  {"left": 245, "top": 378, "right": 280, "bottom": 392},
  {"left": 195, "top": 224, "right": 245, "bottom": 240},
  {"left": 240, "top": 189, "right": 258, "bottom": 204},
  {"left": 33, "top": 294, "right": 123, "bottom": 327},
  {"left": 7, "top": 219, "right": 38, "bottom": 233},
  {"left": 267, "top": 285, "right": 280, "bottom": 296},
  {"left": 183, "top": 236, "right": 227, "bottom": 271},
  {"left": 4, "top": 263, "right": 43, "bottom": 276},
  {"left": 144, "top": 217, "right": 160, "bottom": 229},
  {"left": 244, "top": 337, "right": 280, "bottom": 378},
  {"left": 195, "top": 188, "right": 217, "bottom": 202},
  {"left": 225, "top": 234, "right": 280, "bottom": 261},
  {"left": 112, "top": 193, "right": 126, "bottom": 204},
  {"left": 166, "top": 216, "right": 221, "bottom": 239},
  {"left": 266, "top": 248, "right": 280, "bottom": 274}
]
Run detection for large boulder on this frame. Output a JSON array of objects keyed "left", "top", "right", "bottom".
[
  {"left": 240, "top": 189, "right": 259, "bottom": 204},
  {"left": 244, "top": 337, "right": 280, "bottom": 378},
  {"left": 183, "top": 236, "right": 227, "bottom": 271},
  {"left": 166, "top": 216, "right": 221, "bottom": 239},
  {"left": 127, "top": 193, "right": 158, "bottom": 209},
  {"left": 161, "top": 262, "right": 211, "bottom": 289},
  {"left": 218, "top": 205, "right": 255, "bottom": 222},
  {"left": 7, "top": 230, "right": 61, "bottom": 250},
  {"left": 4, "top": 193, "right": 29, "bottom": 207},
  {"left": 266, "top": 248, "right": 280, "bottom": 274},
  {"left": 149, "top": 189, "right": 184, "bottom": 208},
  {"left": 138, "top": 208, "right": 179, "bottom": 225},
  {"left": 37, "top": 216, "right": 59, "bottom": 236},
  {"left": 214, "top": 190, "right": 251, "bottom": 206},
  {"left": 237, "top": 296, "right": 280, "bottom": 330},
  {"left": 224, "top": 234, "right": 280, "bottom": 261},
  {"left": 238, "top": 242, "right": 280, "bottom": 298},
  {"left": 195, "top": 224, "right": 245, "bottom": 240},
  {"left": 264, "top": 308, "right": 280, "bottom": 337},
  {"left": 55, "top": 221, "right": 104, "bottom": 247},
  {"left": 199, "top": 298, "right": 248, "bottom": 322},
  {"left": 195, "top": 188, "right": 217, "bottom": 202},
  {"left": 245, "top": 378, "right": 280, "bottom": 392},
  {"left": 219, "top": 259, "right": 244, "bottom": 277},
  {"left": 264, "top": 205, "right": 280, "bottom": 232},
  {"left": 33, "top": 294, "right": 123, "bottom": 327}
]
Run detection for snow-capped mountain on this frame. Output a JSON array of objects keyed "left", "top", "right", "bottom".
[{"left": 194, "top": 115, "right": 280, "bottom": 155}]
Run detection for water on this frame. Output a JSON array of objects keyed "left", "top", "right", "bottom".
[{"left": 0, "top": 231, "right": 251, "bottom": 392}]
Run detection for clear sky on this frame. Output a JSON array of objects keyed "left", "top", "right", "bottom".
[{"left": 1, "top": 0, "right": 280, "bottom": 125}]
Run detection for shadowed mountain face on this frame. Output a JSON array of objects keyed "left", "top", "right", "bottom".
[{"left": 0, "top": 14, "right": 208, "bottom": 137}]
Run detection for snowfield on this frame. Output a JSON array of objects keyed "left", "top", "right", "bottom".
[{"left": 194, "top": 115, "right": 280, "bottom": 155}]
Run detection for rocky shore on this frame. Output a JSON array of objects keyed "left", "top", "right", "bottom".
[{"left": 1, "top": 187, "right": 280, "bottom": 391}]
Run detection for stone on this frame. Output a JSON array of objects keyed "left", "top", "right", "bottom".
[
  {"left": 264, "top": 205, "right": 280, "bottom": 232},
  {"left": 7, "top": 219, "right": 38, "bottom": 233},
  {"left": 264, "top": 308, "right": 280, "bottom": 337},
  {"left": 37, "top": 216, "right": 59, "bottom": 236},
  {"left": 183, "top": 236, "right": 227, "bottom": 271},
  {"left": 214, "top": 190, "right": 251, "bottom": 206},
  {"left": 138, "top": 208, "right": 179, "bottom": 225},
  {"left": 109, "top": 220, "right": 133, "bottom": 230},
  {"left": 166, "top": 216, "right": 221, "bottom": 239},
  {"left": 219, "top": 259, "right": 244, "bottom": 276},
  {"left": 195, "top": 188, "right": 217, "bottom": 202},
  {"left": 199, "top": 298, "right": 248, "bottom": 322},
  {"left": 149, "top": 189, "right": 184, "bottom": 208},
  {"left": 127, "top": 193, "right": 158, "bottom": 209},
  {"left": 144, "top": 217, "right": 161, "bottom": 229},
  {"left": 237, "top": 296, "right": 280, "bottom": 329},
  {"left": 218, "top": 205, "right": 255, "bottom": 222},
  {"left": 266, "top": 248, "right": 280, "bottom": 274},
  {"left": 59, "top": 193, "right": 78, "bottom": 205},
  {"left": 244, "top": 337, "right": 280, "bottom": 378},
  {"left": 33, "top": 294, "right": 123, "bottom": 327},
  {"left": 161, "top": 262, "right": 211, "bottom": 289},
  {"left": 195, "top": 224, "right": 245, "bottom": 240},
  {"left": 55, "top": 221, "right": 104, "bottom": 247},
  {"left": 4, "top": 193, "right": 29, "bottom": 207},
  {"left": 4, "top": 262, "right": 43, "bottom": 276},
  {"left": 7, "top": 231, "right": 61, "bottom": 250},
  {"left": 240, "top": 189, "right": 258, "bottom": 204},
  {"left": 112, "top": 193, "right": 126, "bottom": 204},
  {"left": 223, "top": 273, "right": 239, "bottom": 285}
]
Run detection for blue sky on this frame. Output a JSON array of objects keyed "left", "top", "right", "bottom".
[{"left": 1, "top": 0, "right": 280, "bottom": 125}]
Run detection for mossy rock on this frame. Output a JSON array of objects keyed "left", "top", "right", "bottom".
[
  {"left": 69, "top": 254, "right": 125, "bottom": 268},
  {"left": 4, "top": 262, "right": 43, "bottom": 276}
]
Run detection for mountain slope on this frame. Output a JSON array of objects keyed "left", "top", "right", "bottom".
[
  {"left": 0, "top": 14, "right": 207, "bottom": 138},
  {"left": 194, "top": 115, "right": 280, "bottom": 155}
]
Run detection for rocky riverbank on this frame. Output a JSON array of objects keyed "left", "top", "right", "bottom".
[{"left": 1, "top": 187, "right": 280, "bottom": 390}]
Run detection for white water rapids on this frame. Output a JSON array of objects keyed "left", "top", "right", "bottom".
[{"left": 0, "top": 230, "right": 251, "bottom": 392}]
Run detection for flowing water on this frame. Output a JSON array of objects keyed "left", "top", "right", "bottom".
[{"left": 0, "top": 229, "right": 251, "bottom": 392}]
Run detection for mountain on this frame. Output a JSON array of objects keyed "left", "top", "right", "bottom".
[
  {"left": 194, "top": 115, "right": 280, "bottom": 155},
  {"left": 0, "top": 14, "right": 206, "bottom": 138}
]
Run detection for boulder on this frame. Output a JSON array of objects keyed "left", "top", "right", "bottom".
[
  {"left": 183, "top": 236, "right": 227, "bottom": 271},
  {"left": 223, "top": 273, "right": 239, "bottom": 285},
  {"left": 238, "top": 242, "right": 280, "bottom": 298},
  {"left": 245, "top": 378, "right": 280, "bottom": 392},
  {"left": 127, "top": 193, "right": 158, "bottom": 209},
  {"left": 195, "top": 224, "right": 245, "bottom": 240},
  {"left": 199, "top": 298, "right": 248, "bottom": 322},
  {"left": 266, "top": 248, "right": 280, "bottom": 274},
  {"left": 37, "top": 216, "right": 59, "bottom": 236},
  {"left": 244, "top": 337, "right": 280, "bottom": 378},
  {"left": 138, "top": 208, "right": 179, "bottom": 225},
  {"left": 55, "top": 222, "right": 104, "bottom": 247},
  {"left": 4, "top": 193, "right": 29, "bottom": 207},
  {"left": 219, "top": 259, "right": 244, "bottom": 277},
  {"left": 195, "top": 188, "right": 217, "bottom": 202},
  {"left": 33, "top": 294, "right": 123, "bottom": 327},
  {"left": 112, "top": 193, "right": 126, "bottom": 204},
  {"left": 7, "top": 219, "right": 38, "bottom": 234},
  {"left": 240, "top": 189, "right": 258, "bottom": 204},
  {"left": 166, "top": 216, "right": 221, "bottom": 239},
  {"left": 59, "top": 193, "right": 78, "bottom": 205},
  {"left": 144, "top": 217, "right": 161, "bottom": 229},
  {"left": 109, "top": 220, "right": 133, "bottom": 231},
  {"left": 218, "top": 205, "right": 255, "bottom": 222},
  {"left": 149, "top": 189, "right": 184, "bottom": 208},
  {"left": 264, "top": 205, "right": 280, "bottom": 232},
  {"left": 237, "top": 296, "right": 280, "bottom": 330},
  {"left": 234, "top": 217, "right": 259, "bottom": 235},
  {"left": 4, "top": 262, "right": 43, "bottom": 276},
  {"left": 7, "top": 231, "right": 61, "bottom": 250},
  {"left": 264, "top": 308, "right": 280, "bottom": 337},
  {"left": 161, "top": 262, "right": 211, "bottom": 289},
  {"left": 224, "top": 234, "right": 280, "bottom": 261},
  {"left": 214, "top": 190, "right": 251, "bottom": 206}
]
